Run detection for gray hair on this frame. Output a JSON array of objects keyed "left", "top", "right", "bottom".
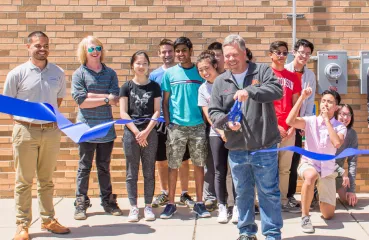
[{"left": 223, "top": 34, "right": 246, "bottom": 51}]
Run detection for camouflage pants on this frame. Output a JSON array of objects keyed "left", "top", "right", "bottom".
[{"left": 166, "top": 123, "right": 207, "bottom": 169}]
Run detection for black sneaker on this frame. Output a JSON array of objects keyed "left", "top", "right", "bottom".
[
  {"left": 193, "top": 203, "right": 211, "bottom": 218},
  {"left": 180, "top": 192, "right": 195, "bottom": 208},
  {"left": 254, "top": 205, "right": 260, "bottom": 215},
  {"left": 288, "top": 197, "right": 301, "bottom": 208},
  {"left": 282, "top": 201, "right": 301, "bottom": 213},
  {"left": 160, "top": 204, "right": 177, "bottom": 219},
  {"left": 101, "top": 194, "right": 122, "bottom": 216},
  {"left": 237, "top": 235, "right": 257, "bottom": 240},
  {"left": 301, "top": 215, "right": 314, "bottom": 233},
  {"left": 152, "top": 192, "right": 169, "bottom": 208},
  {"left": 204, "top": 199, "right": 217, "bottom": 212},
  {"left": 74, "top": 195, "right": 91, "bottom": 220}
]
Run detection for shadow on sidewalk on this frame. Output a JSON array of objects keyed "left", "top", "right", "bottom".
[
  {"left": 29, "top": 223, "right": 156, "bottom": 239},
  {"left": 284, "top": 236, "right": 356, "bottom": 240}
]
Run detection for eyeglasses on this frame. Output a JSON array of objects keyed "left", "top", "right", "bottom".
[
  {"left": 339, "top": 112, "right": 352, "bottom": 118},
  {"left": 272, "top": 51, "right": 288, "bottom": 57},
  {"left": 33, "top": 44, "right": 49, "bottom": 49},
  {"left": 297, "top": 51, "right": 312, "bottom": 57},
  {"left": 87, "top": 46, "right": 102, "bottom": 53}
]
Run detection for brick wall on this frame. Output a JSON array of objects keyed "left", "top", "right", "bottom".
[{"left": 1, "top": 0, "right": 369, "bottom": 198}]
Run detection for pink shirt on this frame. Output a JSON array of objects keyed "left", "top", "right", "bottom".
[{"left": 302, "top": 115, "right": 347, "bottom": 178}]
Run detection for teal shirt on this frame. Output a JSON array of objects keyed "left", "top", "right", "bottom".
[{"left": 161, "top": 64, "right": 204, "bottom": 126}]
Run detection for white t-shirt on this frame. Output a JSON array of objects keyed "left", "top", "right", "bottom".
[
  {"left": 198, "top": 81, "right": 219, "bottom": 137},
  {"left": 232, "top": 68, "right": 248, "bottom": 88}
]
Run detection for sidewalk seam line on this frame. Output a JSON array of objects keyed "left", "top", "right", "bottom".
[
  {"left": 339, "top": 198, "right": 369, "bottom": 237},
  {"left": 29, "top": 197, "right": 64, "bottom": 227},
  {"left": 192, "top": 214, "right": 198, "bottom": 240}
]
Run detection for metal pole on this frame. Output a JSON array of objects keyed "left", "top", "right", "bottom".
[{"left": 292, "top": 0, "right": 296, "bottom": 50}]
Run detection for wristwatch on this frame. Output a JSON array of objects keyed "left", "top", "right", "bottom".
[{"left": 104, "top": 97, "right": 110, "bottom": 105}]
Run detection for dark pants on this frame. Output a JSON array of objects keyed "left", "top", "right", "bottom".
[
  {"left": 76, "top": 141, "right": 114, "bottom": 202},
  {"left": 210, "top": 136, "right": 235, "bottom": 205},
  {"left": 287, "top": 129, "right": 302, "bottom": 198}
]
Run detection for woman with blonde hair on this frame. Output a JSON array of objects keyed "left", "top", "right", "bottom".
[{"left": 71, "top": 36, "right": 121, "bottom": 220}]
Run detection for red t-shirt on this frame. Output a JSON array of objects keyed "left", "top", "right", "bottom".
[{"left": 273, "top": 68, "right": 302, "bottom": 130}]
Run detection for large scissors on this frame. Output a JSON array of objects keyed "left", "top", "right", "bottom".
[{"left": 228, "top": 101, "right": 242, "bottom": 123}]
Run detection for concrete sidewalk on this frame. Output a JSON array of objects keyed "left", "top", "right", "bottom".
[{"left": 1, "top": 194, "right": 369, "bottom": 240}]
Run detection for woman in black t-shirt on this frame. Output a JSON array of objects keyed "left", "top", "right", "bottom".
[{"left": 119, "top": 51, "right": 161, "bottom": 222}]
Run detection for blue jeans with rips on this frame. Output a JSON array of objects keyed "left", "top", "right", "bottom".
[{"left": 229, "top": 144, "right": 282, "bottom": 240}]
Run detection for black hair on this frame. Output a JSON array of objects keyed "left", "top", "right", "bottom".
[
  {"left": 27, "top": 31, "right": 48, "bottom": 43},
  {"left": 321, "top": 89, "right": 341, "bottom": 105},
  {"left": 130, "top": 50, "right": 150, "bottom": 68},
  {"left": 294, "top": 39, "right": 314, "bottom": 54},
  {"left": 207, "top": 42, "right": 223, "bottom": 53},
  {"left": 336, "top": 104, "right": 354, "bottom": 129},
  {"left": 246, "top": 48, "right": 253, "bottom": 62},
  {"left": 173, "top": 37, "right": 193, "bottom": 50},
  {"left": 196, "top": 50, "right": 217, "bottom": 68},
  {"left": 269, "top": 41, "right": 289, "bottom": 52}
]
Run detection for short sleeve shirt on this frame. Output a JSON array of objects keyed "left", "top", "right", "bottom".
[
  {"left": 161, "top": 64, "right": 204, "bottom": 126},
  {"left": 3, "top": 60, "right": 66, "bottom": 124},
  {"left": 302, "top": 115, "right": 347, "bottom": 178},
  {"left": 198, "top": 81, "right": 219, "bottom": 136},
  {"left": 273, "top": 68, "right": 302, "bottom": 130},
  {"left": 119, "top": 80, "right": 161, "bottom": 129}
]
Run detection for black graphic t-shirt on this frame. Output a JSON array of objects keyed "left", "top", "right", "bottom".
[{"left": 119, "top": 80, "right": 161, "bottom": 129}]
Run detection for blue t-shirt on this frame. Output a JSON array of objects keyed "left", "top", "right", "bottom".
[
  {"left": 161, "top": 64, "right": 204, "bottom": 126},
  {"left": 149, "top": 66, "right": 166, "bottom": 117},
  {"left": 149, "top": 66, "right": 165, "bottom": 87}
]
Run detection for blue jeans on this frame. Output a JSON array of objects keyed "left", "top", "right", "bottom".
[{"left": 229, "top": 145, "right": 282, "bottom": 240}]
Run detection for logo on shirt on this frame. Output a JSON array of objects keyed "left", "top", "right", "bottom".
[
  {"left": 131, "top": 91, "right": 152, "bottom": 115},
  {"left": 48, "top": 76, "right": 58, "bottom": 81},
  {"left": 278, "top": 77, "right": 294, "bottom": 91},
  {"left": 251, "top": 79, "right": 260, "bottom": 85}
]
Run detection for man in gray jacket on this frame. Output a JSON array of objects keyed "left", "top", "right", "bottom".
[{"left": 209, "top": 34, "right": 283, "bottom": 240}]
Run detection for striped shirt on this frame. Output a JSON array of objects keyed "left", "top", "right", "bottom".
[
  {"left": 161, "top": 64, "right": 204, "bottom": 126},
  {"left": 71, "top": 64, "right": 120, "bottom": 143}
]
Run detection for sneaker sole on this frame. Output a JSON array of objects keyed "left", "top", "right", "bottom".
[
  {"left": 160, "top": 210, "right": 177, "bottom": 219},
  {"left": 217, "top": 218, "right": 228, "bottom": 224},
  {"left": 41, "top": 228, "right": 71, "bottom": 234},
  {"left": 144, "top": 217, "right": 156, "bottom": 221},
  {"left": 127, "top": 218, "right": 139, "bottom": 222},
  {"left": 231, "top": 219, "right": 238, "bottom": 224},
  {"left": 301, "top": 227, "right": 315, "bottom": 234},
  {"left": 74, "top": 216, "right": 87, "bottom": 220}
]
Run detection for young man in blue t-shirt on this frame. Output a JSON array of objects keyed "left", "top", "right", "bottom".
[
  {"left": 149, "top": 39, "right": 194, "bottom": 209},
  {"left": 160, "top": 37, "right": 210, "bottom": 219}
]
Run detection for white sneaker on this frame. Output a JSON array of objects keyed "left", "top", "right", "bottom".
[
  {"left": 144, "top": 206, "right": 156, "bottom": 221},
  {"left": 217, "top": 204, "right": 228, "bottom": 223},
  {"left": 231, "top": 205, "right": 239, "bottom": 223},
  {"left": 128, "top": 206, "right": 139, "bottom": 222}
]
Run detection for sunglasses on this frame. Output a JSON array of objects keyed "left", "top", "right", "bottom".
[
  {"left": 273, "top": 51, "right": 289, "bottom": 57},
  {"left": 87, "top": 46, "right": 102, "bottom": 53}
]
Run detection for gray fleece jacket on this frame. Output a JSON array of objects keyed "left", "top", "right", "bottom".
[{"left": 208, "top": 62, "right": 283, "bottom": 151}]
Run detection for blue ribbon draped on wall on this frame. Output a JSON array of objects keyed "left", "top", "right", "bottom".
[{"left": 0, "top": 94, "right": 164, "bottom": 143}]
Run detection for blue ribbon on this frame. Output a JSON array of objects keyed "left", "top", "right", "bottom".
[
  {"left": 0, "top": 94, "right": 164, "bottom": 143},
  {"left": 251, "top": 146, "right": 369, "bottom": 161},
  {"left": 228, "top": 101, "right": 243, "bottom": 123}
]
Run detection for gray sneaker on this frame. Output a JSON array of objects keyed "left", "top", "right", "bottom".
[
  {"left": 282, "top": 201, "right": 301, "bottom": 213},
  {"left": 301, "top": 216, "right": 315, "bottom": 233}
]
